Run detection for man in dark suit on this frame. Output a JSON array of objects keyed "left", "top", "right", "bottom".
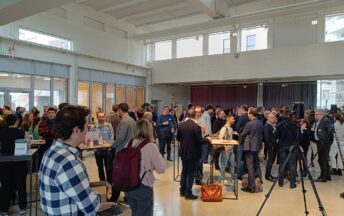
[
  {"left": 314, "top": 109, "right": 334, "bottom": 182},
  {"left": 239, "top": 108, "right": 264, "bottom": 193},
  {"left": 236, "top": 105, "right": 249, "bottom": 180},
  {"left": 177, "top": 109, "right": 211, "bottom": 200},
  {"left": 264, "top": 112, "right": 278, "bottom": 181}
]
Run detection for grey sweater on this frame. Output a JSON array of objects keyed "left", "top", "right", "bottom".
[{"left": 112, "top": 114, "right": 137, "bottom": 152}]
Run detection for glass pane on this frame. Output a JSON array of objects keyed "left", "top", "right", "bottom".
[
  {"left": 19, "top": 28, "right": 73, "bottom": 50},
  {"left": 54, "top": 78, "right": 67, "bottom": 107},
  {"left": 127, "top": 87, "right": 136, "bottom": 109},
  {"left": 223, "top": 39, "right": 230, "bottom": 53},
  {"left": 91, "top": 83, "right": 103, "bottom": 120},
  {"left": 325, "top": 13, "right": 344, "bottom": 42},
  {"left": 317, "top": 80, "right": 344, "bottom": 109},
  {"left": 116, "top": 85, "right": 126, "bottom": 105},
  {"left": 0, "top": 72, "right": 31, "bottom": 89},
  {"left": 78, "top": 82, "right": 89, "bottom": 107},
  {"left": 0, "top": 92, "right": 4, "bottom": 107},
  {"left": 9, "top": 92, "right": 29, "bottom": 112},
  {"left": 106, "top": 84, "right": 115, "bottom": 115},
  {"left": 177, "top": 36, "right": 203, "bottom": 58},
  {"left": 241, "top": 27, "right": 268, "bottom": 51},
  {"left": 136, "top": 87, "right": 145, "bottom": 108},
  {"left": 154, "top": 40, "right": 172, "bottom": 61},
  {"left": 34, "top": 76, "right": 51, "bottom": 113},
  {"left": 208, "top": 32, "right": 230, "bottom": 55}
]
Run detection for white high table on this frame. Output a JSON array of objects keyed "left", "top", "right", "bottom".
[{"left": 0, "top": 149, "right": 38, "bottom": 216}]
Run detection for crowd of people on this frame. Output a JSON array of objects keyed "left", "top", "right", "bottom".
[{"left": 0, "top": 102, "right": 343, "bottom": 215}]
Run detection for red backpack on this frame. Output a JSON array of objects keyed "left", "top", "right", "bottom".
[{"left": 112, "top": 139, "right": 150, "bottom": 191}]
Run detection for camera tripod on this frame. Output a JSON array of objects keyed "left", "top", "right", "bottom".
[{"left": 257, "top": 124, "right": 327, "bottom": 216}]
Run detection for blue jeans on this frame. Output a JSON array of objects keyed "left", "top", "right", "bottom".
[
  {"left": 219, "top": 149, "right": 235, "bottom": 180},
  {"left": 125, "top": 184, "right": 153, "bottom": 216},
  {"left": 237, "top": 144, "right": 244, "bottom": 178}
]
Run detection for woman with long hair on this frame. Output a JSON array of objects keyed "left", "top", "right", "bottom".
[
  {"left": 124, "top": 119, "right": 166, "bottom": 216},
  {"left": 20, "top": 113, "right": 32, "bottom": 132},
  {"left": 29, "top": 116, "right": 41, "bottom": 140}
]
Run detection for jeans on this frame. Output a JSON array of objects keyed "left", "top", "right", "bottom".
[
  {"left": 219, "top": 149, "right": 235, "bottom": 180},
  {"left": 245, "top": 151, "right": 260, "bottom": 191},
  {"left": 180, "top": 159, "right": 198, "bottom": 195},
  {"left": 237, "top": 144, "right": 244, "bottom": 178},
  {"left": 95, "top": 149, "right": 112, "bottom": 183},
  {"left": 158, "top": 136, "right": 172, "bottom": 158},
  {"left": 0, "top": 163, "right": 28, "bottom": 212},
  {"left": 278, "top": 150, "right": 297, "bottom": 187},
  {"left": 125, "top": 184, "right": 153, "bottom": 216}
]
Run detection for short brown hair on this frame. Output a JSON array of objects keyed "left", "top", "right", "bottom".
[
  {"left": 136, "top": 119, "right": 154, "bottom": 141},
  {"left": 55, "top": 105, "right": 89, "bottom": 140},
  {"left": 118, "top": 103, "right": 129, "bottom": 112},
  {"left": 112, "top": 104, "right": 119, "bottom": 112},
  {"left": 249, "top": 108, "right": 258, "bottom": 117}
]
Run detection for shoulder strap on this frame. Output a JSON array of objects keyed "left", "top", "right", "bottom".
[
  {"left": 127, "top": 138, "right": 134, "bottom": 148},
  {"left": 135, "top": 139, "right": 151, "bottom": 152}
]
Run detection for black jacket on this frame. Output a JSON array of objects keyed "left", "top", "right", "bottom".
[
  {"left": 236, "top": 113, "right": 249, "bottom": 134},
  {"left": 177, "top": 119, "right": 208, "bottom": 160},
  {"left": 276, "top": 120, "right": 297, "bottom": 151},
  {"left": 316, "top": 117, "right": 334, "bottom": 144},
  {"left": 264, "top": 123, "right": 278, "bottom": 149},
  {"left": 212, "top": 118, "right": 226, "bottom": 134}
]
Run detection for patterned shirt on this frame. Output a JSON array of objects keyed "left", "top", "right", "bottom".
[{"left": 39, "top": 141, "right": 101, "bottom": 216}]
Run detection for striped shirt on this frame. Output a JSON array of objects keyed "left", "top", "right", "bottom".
[{"left": 39, "top": 141, "right": 101, "bottom": 215}]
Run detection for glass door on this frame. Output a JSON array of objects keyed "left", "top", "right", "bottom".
[
  {"left": 0, "top": 92, "right": 4, "bottom": 107},
  {"left": 9, "top": 92, "right": 30, "bottom": 112}
]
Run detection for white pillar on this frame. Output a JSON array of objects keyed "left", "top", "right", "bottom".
[
  {"left": 203, "top": 34, "right": 209, "bottom": 56},
  {"left": 172, "top": 39, "right": 177, "bottom": 59},
  {"left": 69, "top": 55, "right": 78, "bottom": 105},
  {"left": 257, "top": 82, "right": 264, "bottom": 107},
  {"left": 230, "top": 31, "right": 238, "bottom": 53}
]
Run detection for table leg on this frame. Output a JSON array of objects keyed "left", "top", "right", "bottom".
[{"left": 29, "top": 159, "right": 32, "bottom": 216}]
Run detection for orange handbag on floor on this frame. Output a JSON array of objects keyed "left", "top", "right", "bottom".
[{"left": 201, "top": 158, "right": 223, "bottom": 202}]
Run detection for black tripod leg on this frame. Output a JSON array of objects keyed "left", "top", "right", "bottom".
[
  {"left": 298, "top": 150, "right": 309, "bottom": 215},
  {"left": 299, "top": 148, "right": 327, "bottom": 216},
  {"left": 257, "top": 146, "right": 295, "bottom": 216}
]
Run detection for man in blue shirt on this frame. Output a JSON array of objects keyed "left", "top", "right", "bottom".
[{"left": 157, "top": 106, "right": 177, "bottom": 161}]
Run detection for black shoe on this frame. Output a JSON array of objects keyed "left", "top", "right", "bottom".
[
  {"left": 237, "top": 176, "right": 243, "bottom": 181},
  {"left": 331, "top": 168, "right": 337, "bottom": 175},
  {"left": 340, "top": 192, "right": 344, "bottom": 199},
  {"left": 241, "top": 187, "right": 255, "bottom": 193},
  {"left": 338, "top": 169, "right": 343, "bottom": 176},
  {"left": 290, "top": 184, "right": 297, "bottom": 189},
  {"left": 167, "top": 157, "right": 173, "bottom": 161},
  {"left": 265, "top": 176, "right": 275, "bottom": 182},
  {"left": 314, "top": 178, "right": 327, "bottom": 183},
  {"left": 278, "top": 183, "right": 284, "bottom": 187},
  {"left": 180, "top": 192, "right": 185, "bottom": 197},
  {"left": 185, "top": 194, "right": 198, "bottom": 200},
  {"left": 327, "top": 176, "right": 331, "bottom": 181}
]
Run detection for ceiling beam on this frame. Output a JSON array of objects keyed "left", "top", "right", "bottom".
[
  {"left": 99, "top": 0, "right": 148, "bottom": 12},
  {"left": 0, "top": 0, "right": 74, "bottom": 25},
  {"left": 134, "top": 12, "right": 203, "bottom": 27},
  {"left": 121, "top": 2, "right": 193, "bottom": 21},
  {"left": 188, "top": 0, "right": 229, "bottom": 19}
]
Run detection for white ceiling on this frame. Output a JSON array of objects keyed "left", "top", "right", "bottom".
[{"left": 78, "top": 0, "right": 264, "bottom": 27}]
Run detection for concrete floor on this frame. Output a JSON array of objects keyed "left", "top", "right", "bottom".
[{"left": 8, "top": 143, "right": 344, "bottom": 216}]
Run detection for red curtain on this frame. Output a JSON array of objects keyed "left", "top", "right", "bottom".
[{"left": 190, "top": 85, "right": 258, "bottom": 108}]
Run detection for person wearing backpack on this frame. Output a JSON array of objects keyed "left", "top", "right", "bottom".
[{"left": 113, "top": 119, "right": 166, "bottom": 216}]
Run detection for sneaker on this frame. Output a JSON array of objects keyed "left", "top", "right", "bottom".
[{"left": 19, "top": 207, "right": 29, "bottom": 215}]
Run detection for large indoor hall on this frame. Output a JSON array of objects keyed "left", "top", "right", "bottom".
[{"left": 0, "top": 0, "right": 344, "bottom": 216}]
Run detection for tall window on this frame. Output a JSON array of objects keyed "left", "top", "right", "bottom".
[
  {"left": 325, "top": 13, "right": 344, "bottom": 42},
  {"left": 91, "top": 83, "right": 103, "bottom": 120},
  {"left": 154, "top": 40, "right": 172, "bottom": 61},
  {"left": 177, "top": 36, "right": 203, "bottom": 58},
  {"left": 241, "top": 26, "right": 268, "bottom": 51},
  {"left": 137, "top": 87, "right": 145, "bottom": 108},
  {"left": 54, "top": 78, "right": 67, "bottom": 106},
  {"left": 208, "top": 32, "right": 231, "bottom": 55},
  {"left": 317, "top": 80, "right": 344, "bottom": 109},
  {"left": 116, "top": 85, "right": 126, "bottom": 105},
  {"left": 78, "top": 82, "right": 89, "bottom": 107},
  {"left": 19, "top": 28, "right": 73, "bottom": 50},
  {"left": 127, "top": 87, "right": 137, "bottom": 108},
  {"left": 106, "top": 84, "right": 115, "bottom": 115},
  {"left": 34, "top": 76, "right": 51, "bottom": 112}
]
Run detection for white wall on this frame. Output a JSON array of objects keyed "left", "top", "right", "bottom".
[
  {"left": 0, "top": 3, "right": 146, "bottom": 66},
  {"left": 152, "top": 41, "right": 344, "bottom": 84},
  {"left": 149, "top": 85, "right": 190, "bottom": 115}
]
